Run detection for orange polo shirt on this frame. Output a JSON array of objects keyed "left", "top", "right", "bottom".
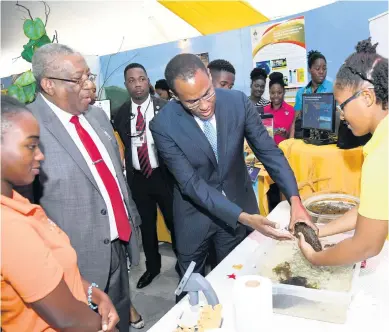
[{"left": 1, "top": 191, "right": 87, "bottom": 332}]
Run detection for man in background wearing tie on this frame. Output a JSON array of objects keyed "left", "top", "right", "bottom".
[
  {"left": 114, "top": 63, "right": 175, "bottom": 289},
  {"left": 28, "top": 43, "right": 141, "bottom": 331},
  {"left": 150, "top": 54, "right": 313, "bottom": 285}
]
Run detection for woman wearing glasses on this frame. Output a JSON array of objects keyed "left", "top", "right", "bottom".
[{"left": 298, "top": 38, "right": 388, "bottom": 266}]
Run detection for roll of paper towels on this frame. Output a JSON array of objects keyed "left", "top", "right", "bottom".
[{"left": 233, "top": 275, "right": 273, "bottom": 332}]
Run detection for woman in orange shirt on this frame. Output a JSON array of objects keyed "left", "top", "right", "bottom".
[{"left": 1, "top": 95, "right": 119, "bottom": 332}]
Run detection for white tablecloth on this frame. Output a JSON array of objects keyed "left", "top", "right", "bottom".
[{"left": 149, "top": 201, "right": 389, "bottom": 332}]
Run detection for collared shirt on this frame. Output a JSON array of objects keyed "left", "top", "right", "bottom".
[
  {"left": 358, "top": 115, "right": 388, "bottom": 220},
  {"left": 264, "top": 101, "right": 295, "bottom": 145},
  {"left": 194, "top": 113, "right": 217, "bottom": 134},
  {"left": 1, "top": 191, "right": 87, "bottom": 332},
  {"left": 41, "top": 94, "right": 124, "bottom": 241},
  {"left": 131, "top": 95, "right": 159, "bottom": 170},
  {"left": 294, "top": 79, "right": 333, "bottom": 111}
]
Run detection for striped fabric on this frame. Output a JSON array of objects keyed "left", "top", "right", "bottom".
[
  {"left": 256, "top": 97, "right": 271, "bottom": 108},
  {"left": 136, "top": 106, "right": 153, "bottom": 178}
]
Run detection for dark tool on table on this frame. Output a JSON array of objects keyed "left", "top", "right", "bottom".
[
  {"left": 175, "top": 261, "right": 219, "bottom": 306},
  {"left": 294, "top": 222, "right": 323, "bottom": 252}
]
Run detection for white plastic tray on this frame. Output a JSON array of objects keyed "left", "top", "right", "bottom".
[{"left": 243, "top": 230, "right": 361, "bottom": 324}]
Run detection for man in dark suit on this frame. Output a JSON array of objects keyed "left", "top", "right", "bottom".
[
  {"left": 150, "top": 53, "right": 313, "bottom": 281},
  {"left": 114, "top": 63, "right": 175, "bottom": 289}
]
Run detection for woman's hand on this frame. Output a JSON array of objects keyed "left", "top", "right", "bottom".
[
  {"left": 297, "top": 232, "right": 318, "bottom": 265},
  {"left": 97, "top": 293, "right": 119, "bottom": 332}
]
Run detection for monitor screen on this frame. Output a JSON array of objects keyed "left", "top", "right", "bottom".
[{"left": 302, "top": 93, "right": 336, "bottom": 132}]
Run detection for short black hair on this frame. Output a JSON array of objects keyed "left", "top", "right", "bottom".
[
  {"left": 155, "top": 79, "right": 170, "bottom": 92},
  {"left": 307, "top": 50, "right": 326, "bottom": 68},
  {"left": 269, "top": 72, "right": 285, "bottom": 89},
  {"left": 207, "top": 59, "right": 236, "bottom": 75},
  {"left": 1, "top": 95, "right": 32, "bottom": 139},
  {"left": 124, "top": 63, "right": 147, "bottom": 79},
  {"left": 335, "top": 38, "right": 388, "bottom": 110},
  {"left": 165, "top": 53, "right": 207, "bottom": 93},
  {"left": 250, "top": 68, "right": 268, "bottom": 82}
]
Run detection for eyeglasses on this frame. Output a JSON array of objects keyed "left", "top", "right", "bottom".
[
  {"left": 46, "top": 73, "right": 97, "bottom": 86},
  {"left": 336, "top": 90, "right": 363, "bottom": 118},
  {"left": 174, "top": 88, "right": 216, "bottom": 110}
]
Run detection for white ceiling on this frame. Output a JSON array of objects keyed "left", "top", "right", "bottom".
[{"left": 0, "top": 0, "right": 337, "bottom": 78}]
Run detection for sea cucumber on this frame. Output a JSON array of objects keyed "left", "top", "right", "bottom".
[{"left": 294, "top": 222, "right": 322, "bottom": 252}]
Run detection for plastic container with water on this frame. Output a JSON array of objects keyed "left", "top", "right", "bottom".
[{"left": 243, "top": 231, "right": 361, "bottom": 324}]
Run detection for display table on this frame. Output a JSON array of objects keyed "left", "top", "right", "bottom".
[
  {"left": 149, "top": 201, "right": 389, "bottom": 332},
  {"left": 257, "top": 139, "right": 364, "bottom": 216}
]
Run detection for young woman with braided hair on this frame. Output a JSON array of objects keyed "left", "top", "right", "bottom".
[{"left": 298, "top": 38, "right": 388, "bottom": 266}]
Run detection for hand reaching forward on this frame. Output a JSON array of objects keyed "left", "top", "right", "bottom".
[{"left": 239, "top": 213, "right": 294, "bottom": 240}]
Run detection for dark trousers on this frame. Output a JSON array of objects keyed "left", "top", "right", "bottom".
[
  {"left": 130, "top": 168, "right": 174, "bottom": 274},
  {"left": 105, "top": 239, "right": 130, "bottom": 332},
  {"left": 176, "top": 222, "right": 246, "bottom": 303}
]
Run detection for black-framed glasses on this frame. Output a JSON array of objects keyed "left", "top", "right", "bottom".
[
  {"left": 336, "top": 90, "right": 363, "bottom": 117},
  {"left": 46, "top": 73, "right": 97, "bottom": 85}
]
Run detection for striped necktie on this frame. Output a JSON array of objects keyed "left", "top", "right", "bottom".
[{"left": 136, "top": 105, "right": 153, "bottom": 177}]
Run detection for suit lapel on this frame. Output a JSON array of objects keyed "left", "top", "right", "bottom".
[
  {"left": 152, "top": 96, "right": 163, "bottom": 115},
  {"left": 215, "top": 97, "right": 228, "bottom": 175},
  {"left": 37, "top": 96, "right": 100, "bottom": 192},
  {"left": 176, "top": 107, "right": 218, "bottom": 169}
]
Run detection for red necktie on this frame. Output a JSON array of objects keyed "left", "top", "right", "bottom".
[
  {"left": 136, "top": 106, "right": 153, "bottom": 178},
  {"left": 70, "top": 116, "right": 131, "bottom": 241}
]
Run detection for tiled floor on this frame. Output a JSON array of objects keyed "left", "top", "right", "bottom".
[{"left": 129, "top": 243, "right": 179, "bottom": 331}]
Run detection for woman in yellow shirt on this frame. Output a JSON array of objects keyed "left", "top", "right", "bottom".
[
  {"left": 298, "top": 38, "right": 388, "bottom": 266},
  {"left": 1, "top": 96, "right": 119, "bottom": 331}
]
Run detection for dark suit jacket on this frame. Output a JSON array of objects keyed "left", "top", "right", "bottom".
[
  {"left": 150, "top": 89, "right": 299, "bottom": 255},
  {"left": 114, "top": 96, "right": 173, "bottom": 188}
]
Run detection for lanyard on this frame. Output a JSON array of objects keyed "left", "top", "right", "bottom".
[{"left": 125, "top": 98, "right": 152, "bottom": 138}]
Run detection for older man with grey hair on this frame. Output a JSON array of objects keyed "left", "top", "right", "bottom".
[{"left": 27, "top": 43, "right": 142, "bottom": 331}]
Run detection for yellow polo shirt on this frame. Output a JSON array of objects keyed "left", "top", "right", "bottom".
[{"left": 358, "top": 115, "right": 388, "bottom": 221}]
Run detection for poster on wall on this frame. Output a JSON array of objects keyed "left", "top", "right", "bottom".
[{"left": 251, "top": 16, "right": 308, "bottom": 92}]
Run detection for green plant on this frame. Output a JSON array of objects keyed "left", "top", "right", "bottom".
[{"left": 7, "top": 2, "right": 57, "bottom": 104}]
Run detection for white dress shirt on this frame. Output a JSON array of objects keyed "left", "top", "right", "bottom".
[
  {"left": 42, "top": 94, "right": 126, "bottom": 241},
  {"left": 131, "top": 95, "right": 159, "bottom": 170}
]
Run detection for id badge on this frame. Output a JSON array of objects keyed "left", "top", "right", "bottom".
[{"left": 132, "top": 132, "right": 146, "bottom": 147}]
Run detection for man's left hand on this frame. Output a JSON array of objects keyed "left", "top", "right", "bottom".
[{"left": 289, "top": 196, "right": 318, "bottom": 234}]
